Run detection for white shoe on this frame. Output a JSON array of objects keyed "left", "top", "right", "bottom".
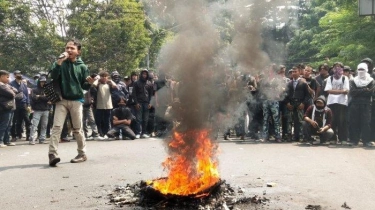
[
  {"left": 135, "top": 134, "right": 140, "bottom": 139},
  {"left": 141, "top": 134, "right": 150, "bottom": 138},
  {"left": 96, "top": 136, "right": 105, "bottom": 140},
  {"left": 0, "top": 144, "right": 7, "bottom": 148}
]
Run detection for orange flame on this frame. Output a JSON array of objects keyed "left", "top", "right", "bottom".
[{"left": 149, "top": 130, "right": 220, "bottom": 196}]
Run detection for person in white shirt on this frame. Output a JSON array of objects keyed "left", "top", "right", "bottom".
[{"left": 324, "top": 62, "right": 349, "bottom": 144}]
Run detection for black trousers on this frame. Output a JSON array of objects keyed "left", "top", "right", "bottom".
[
  {"left": 11, "top": 106, "right": 31, "bottom": 139},
  {"left": 328, "top": 104, "right": 348, "bottom": 142},
  {"left": 302, "top": 121, "right": 334, "bottom": 142},
  {"left": 349, "top": 103, "right": 372, "bottom": 144},
  {"left": 147, "top": 106, "right": 155, "bottom": 134},
  {"left": 107, "top": 124, "right": 136, "bottom": 140}
]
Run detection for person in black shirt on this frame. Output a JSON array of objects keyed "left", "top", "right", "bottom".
[
  {"left": 303, "top": 65, "right": 319, "bottom": 110},
  {"left": 107, "top": 97, "right": 136, "bottom": 140},
  {"left": 285, "top": 67, "right": 310, "bottom": 141},
  {"left": 315, "top": 63, "right": 330, "bottom": 97}
]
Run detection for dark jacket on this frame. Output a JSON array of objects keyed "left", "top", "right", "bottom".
[
  {"left": 285, "top": 79, "right": 310, "bottom": 105},
  {"left": 50, "top": 57, "right": 90, "bottom": 100},
  {"left": 0, "top": 82, "right": 16, "bottom": 111},
  {"left": 31, "top": 80, "right": 50, "bottom": 111},
  {"left": 304, "top": 96, "right": 332, "bottom": 128},
  {"left": 83, "top": 90, "right": 93, "bottom": 107},
  {"left": 111, "top": 81, "right": 128, "bottom": 107},
  {"left": 10, "top": 79, "right": 29, "bottom": 107},
  {"left": 349, "top": 79, "right": 375, "bottom": 105},
  {"left": 132, "top": 70, "right": 153, "bottom": 104}
]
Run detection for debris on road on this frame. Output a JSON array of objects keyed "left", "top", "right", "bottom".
[
  {"left": 341, "top": 202, "right": 351, "bottom": 209},
  {"left": 305, "top": 204, "right": 322, "bottom": 210},
  {"left": 266, "top": 182, "right": 277, "bottom": 187},
  {"left": 107, "top": 180, "right": 270, "bottom": 209}
]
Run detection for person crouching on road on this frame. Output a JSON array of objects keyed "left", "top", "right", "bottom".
[
  {"left": 302, "top": 96, "right": 334, "bottom": 145},
  {"left": 106, "top": 97, "right": 136, "bottom": 140}
]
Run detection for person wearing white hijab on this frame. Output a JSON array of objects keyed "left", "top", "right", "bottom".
[{"left": 348, "top": 63, "right": 375, "bottom": 147}]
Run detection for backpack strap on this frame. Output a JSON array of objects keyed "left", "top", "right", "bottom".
[{"left": 330, "top": 76, "right": 345, "bottom": 84}]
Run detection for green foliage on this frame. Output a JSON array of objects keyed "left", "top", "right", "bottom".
[
  {"left": 0, "top": 0, "right": 161, "bottom": 77},
  {"left": 0, "top": 0, "right": 63, "bottom": 74},
  {"left": 67, "top": 0, "right": 151, "bottom": 75},
  {"left": 287, "top": 0, "right": 375, "bottom": 70}
]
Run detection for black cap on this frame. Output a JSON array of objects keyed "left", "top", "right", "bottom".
[
  {"left": 39, "top": 76, "right": 47, "bottom": 82},
  {"left": 343, "top": 66, "right": 351, "bottom": 71}
]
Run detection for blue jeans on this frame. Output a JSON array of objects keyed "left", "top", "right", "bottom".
[
  {"left": 134, "top": 103, "right": 150, "bottom": 135},
  {"left": 30, "top": 110, "right": 49, "bottom": 142},
  {"left": 0, "top": 110, "right": 14, "bottom": 144}
]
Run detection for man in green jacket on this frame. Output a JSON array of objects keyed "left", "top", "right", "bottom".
[{"left": 48, "top": 39, "right": 95, "bottom": 167}]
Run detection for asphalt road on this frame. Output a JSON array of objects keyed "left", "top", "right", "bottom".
[{"left": 1, "top": 136, "right": 375, "bottom": 210}]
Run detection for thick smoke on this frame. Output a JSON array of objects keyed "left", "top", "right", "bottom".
[{"left": 145, "top": 0, "right": 291, "bottom": 156}]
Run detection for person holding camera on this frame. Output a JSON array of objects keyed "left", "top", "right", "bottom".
[
  {"left": 90, "top": 70, "right": 117, "bottom": 138},
  {"left": 48, "top": 39, "right": 94, "bottom": 167}
]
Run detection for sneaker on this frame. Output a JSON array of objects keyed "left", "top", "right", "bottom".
[
  {"left": 260, "top": 138, "right": 269, "bottom": 143},
  {"left": 49, "top": 154, "right": 60, "bottom": 167},
  {"left": 70, "top": 154, "right": 87, "bottom": 163},
  {"left": 340, "top": 141, "right": 348, "bottom": 145},
  {"left": 365, "top": 142, "right": 375, "bottom": 147},
  {"left": 275, "top": 138, "right": 283, "bottom": 143},
  {"left": 11, "top": 137, "right": 17, "bottom": 142},
  {"left": 96, "top": 135, "right": 105, "bottom": 140},
  {"left": 141, "top": 134, "right": 150, "bottom": 138},
  {"left": 39, "top": 141, "right": 47, "bottom": 144},
  {"left": 91, "top": 132, "right": 99, "bottom": 137},
  {"left": 135, "top": 134, "right": 140, "bottom": 139},
  {"left": 5, "top": 142, "right": 16, "bottom": 146},
  {"left": 0, "top": 144, "right": 7, "bottom": 148},
  {"left": 29, "top": 141, "right": 35, "bottom": 145}
]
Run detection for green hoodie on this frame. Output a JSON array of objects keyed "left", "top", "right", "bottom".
[{"left": 51, "top": 58, "right": 91, "bottom": 100}]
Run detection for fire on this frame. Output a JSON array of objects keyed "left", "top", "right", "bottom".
[{"left": 149, "top": 129, "right": 220, "bottom": 196}]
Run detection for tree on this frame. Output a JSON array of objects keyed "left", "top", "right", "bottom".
[
  {"left": 0, "top": 0, "right": 65, "bottom": 74},
  {"left": 311, "top": 0, "right": 375, "bottom": 69},
  {"left": 67, "top": 0, "right": 151, "bottom": 75}
]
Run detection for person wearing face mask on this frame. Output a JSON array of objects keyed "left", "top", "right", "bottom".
[
  {"left": 110, "top": 71, "right": 128, "bottom": 109},
  {"left": 348, "top": 63, "right": 375, "bottom": 147},
  {"left": 302, "top": 96, "right": 334, "bottom": 145},
  {"left": 10, "top": 70, "right": 32, "bottom": 142},
  {"left": 324, "top": 62, "right": 349, "bottom": 145},
  {"left": 106, "top": 97, "right": 136, "bottom": 140}
]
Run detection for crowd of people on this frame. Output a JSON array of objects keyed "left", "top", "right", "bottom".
[
  {"left": 219, "top": 58, "right": 375, "bottom": 147},
  {"left": 0, "top": 39, "right": 374, "bottom": 166}
]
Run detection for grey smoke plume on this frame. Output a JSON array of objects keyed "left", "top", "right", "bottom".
[{"left": 145, "top": 0, "right": 292, "bottom": 168}]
